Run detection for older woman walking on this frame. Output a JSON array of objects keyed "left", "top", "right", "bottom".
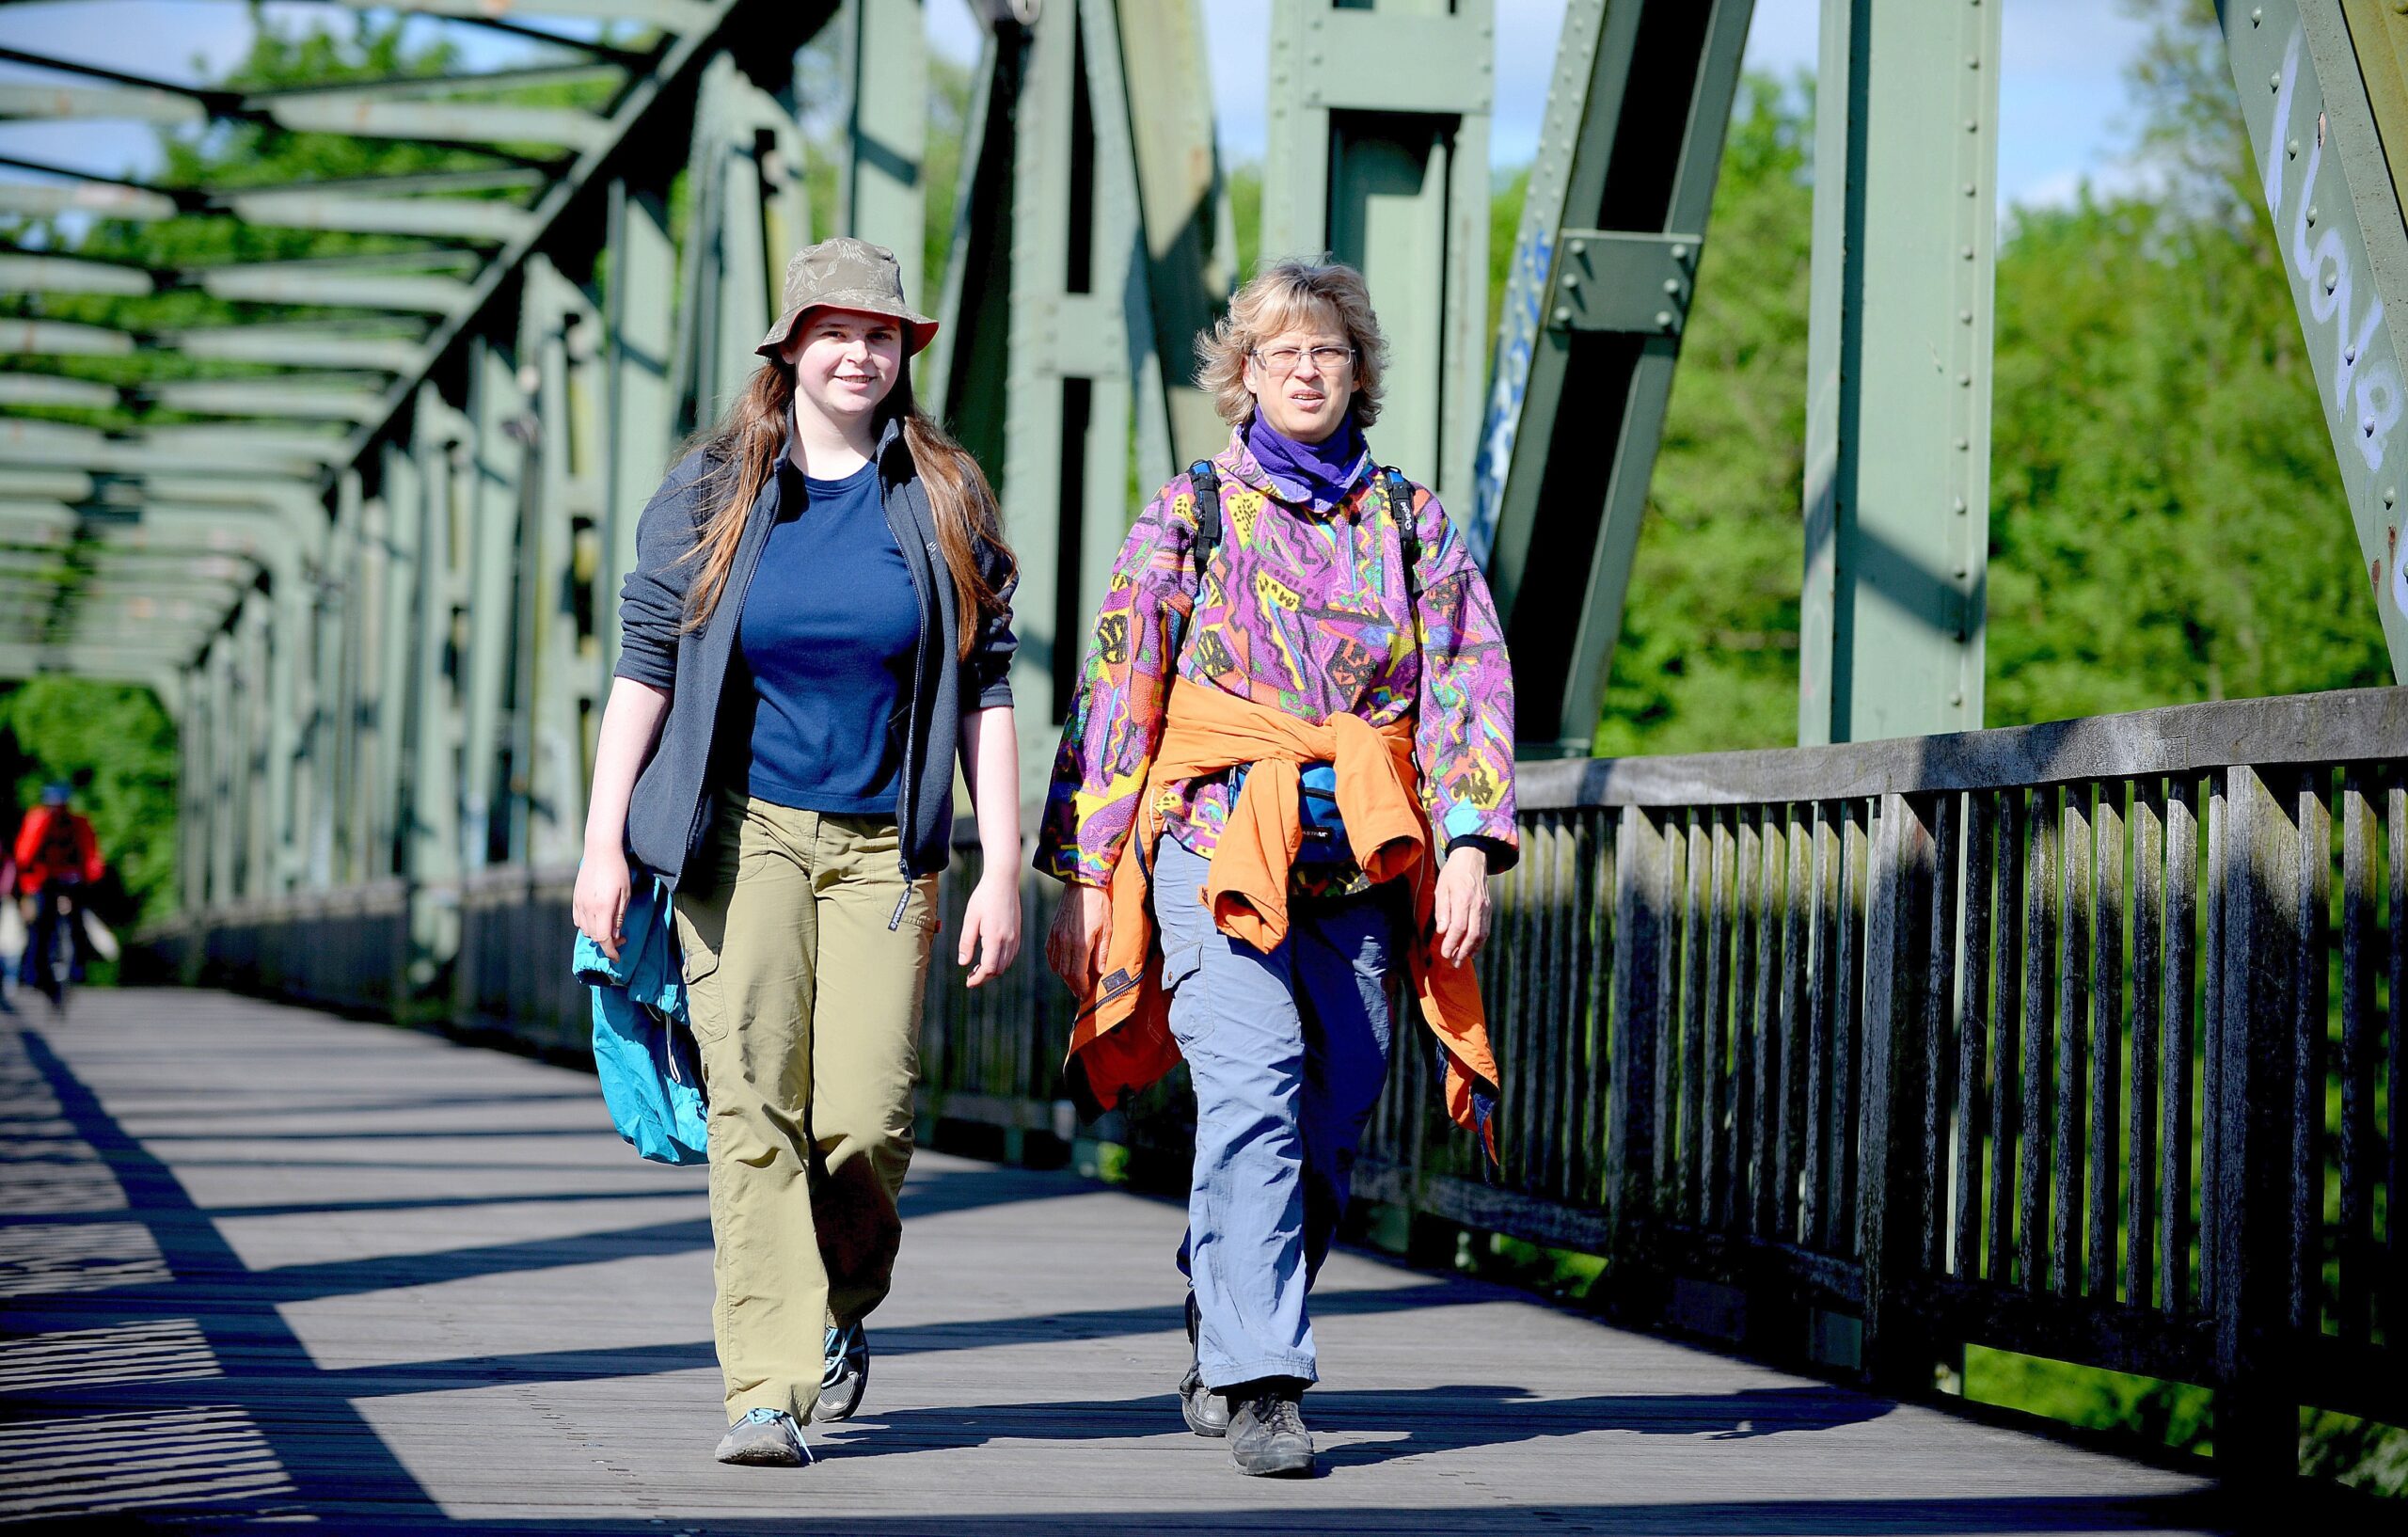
[
  {"left": 1038, "top": 258, "right": 1515, "bottom": 1478},
  {"left": 575, "top": 237, "right": 1022, "bottom": 1467}
]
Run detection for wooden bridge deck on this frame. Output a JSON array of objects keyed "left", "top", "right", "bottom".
[{"left": 0, "top": 990, "right": 2227, "bottom": 1534}]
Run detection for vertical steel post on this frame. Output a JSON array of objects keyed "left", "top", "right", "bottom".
[
  {"left": 1798, "top": 0, "right": 1999, "bottom": 744},
  {"left": 372, "top": 440, "right": 422, "bottom": 880},
  {"left": 521, "top": 258, "right": 597, "bottom": 869},
  {"left": 1115, "top": 0, "right": 1234, "bottom": 467},
  {"left": 1264, "top": 0, "right": 1493, "bottom": 518},
  {"left": 406, "top": 388, "right": 466, "bottom": 987},
  {"left": 205, "top": 637, "right": 237, "bottom": 906},
  {"left": 603, "top": 179, "right": 677, "bottom": 689},
  {"left": 2222, "top": 2, "right": 2408, "bottom": 677},
  {"left": 841, "top": 0, "right": 927, "bottom": 300},
  {"left": 459, "top": 337, "right": 526, "bottom": 871},
  {"left": 1473, "top": 0, "right": 1755, "bottom": 754},
  {"left": 349, "top": 485, "right": 389, "bottom": 881}
]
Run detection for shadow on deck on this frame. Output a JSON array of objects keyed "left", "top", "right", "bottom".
[{"left": 0, "top": 990, "right": 2232, "bottom": 1533}]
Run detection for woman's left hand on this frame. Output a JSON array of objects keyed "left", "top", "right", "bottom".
[
  {"left": 958, "top": 869, "right": 1022, "bottom": 987},
  {"left": 1432, "top": 845, "right": 1493, "bottom": 966}
]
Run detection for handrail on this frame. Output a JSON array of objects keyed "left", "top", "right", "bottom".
[{"left": 132, "top": 683, "right": 2408, "bottom": 1481}]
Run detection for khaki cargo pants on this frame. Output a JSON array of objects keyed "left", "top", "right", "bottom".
[{"left": 673, "top": 792, "right": 937, "bottom": 1425}]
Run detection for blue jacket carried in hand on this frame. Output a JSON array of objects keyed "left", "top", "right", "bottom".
[{"left": 571, "top": 874, "right": 708, "bottom": 1165}]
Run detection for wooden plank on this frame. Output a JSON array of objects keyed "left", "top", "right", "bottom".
[
  {"left": 1777, "top": 803, "right": 1811, "bottom": 1245},
  {"left": 2290, "top": 769, "right": 2330, "bottom": 1338},
  {"left": 1925, "top": 792, "right": 1961, "bottom": 1275},
  {"left": 1953, "top": 790, "right": 1994, "bottom": 1280},
  {"left": 2053, "top": 784, "right": 2091, "bottom": 1297},
  {"left": 1704, "top": 809, "right": 1736, "bottom": 1229},
  {"left": 2129, "top": 778, "right": 2163, "bottom": 1309},
  {"left": 2020, "top": 786, "right": 2055, "bottom": 1293},
  {"left": 1733, "top": 807, "right": 1762, "bottom": 1236},
  {"left": 2184, "top": 775, "right": 2211, "bottom": 1318},
  {"left": 1990, "top": 787, "right": 2027, "bottom": 1289},
  {"left": 1682, "top": 815, "right": 1711, "bottom": 1225},
  {"left": 2389, "top": 774, "right": 2406, "bottom": 1350},
  {"left": 1607, "top": 805, "right": 1666, "bottom": 1237},
  {"left": 1830, "top": 801, "right": 1868, "bottom": 1258},
  {"left": 2337, "top": 769, "right": 2377, "bottom": 1343},
  {"left": 1802, "top": 803, "right": 1836, "bottom": 1253},
  {"left": 2089, "top": 783, "right": 2124, "bottom": 1303}
]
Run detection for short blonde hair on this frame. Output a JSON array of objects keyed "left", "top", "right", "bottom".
[{"left": 1197, "top": 258, "right": 1388, "bottom": 428}]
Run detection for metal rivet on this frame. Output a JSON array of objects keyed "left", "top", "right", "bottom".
[
  {"left": 2367, "top": 416, "right": 2381, "bottom": 436},
  {"left": 1962, "top": 245, "right": 1976, "bottom": 260},
  {"left": 1955, "top": 437, "right": 1970, "bottom": 451},
  {"left": 2328, "top": 273, "right": 2339, "bottom": 294},
  {"left": 1964, "top": 182, "right": 1977, "bottom": 197},
  {"left": 1960, "top": 309, "right": 1974, "bottom": 324},
  {"left": 2288, "top": 137, "right": 2300, "bottom": 160},
  {"left": 2272, "top": 72, "right": 2283, "bottom": 92},
  {"left": 1568, "top": 238, "right": 1586, "bottom": 257},
  {"left": 2252, "top": 8, "right": 2263, "bottom": 23},
  {"left": 2347, "top": 346, "right": 2359, "bottom": 365},
  {"left": 1671, "top": 243, "right": 1689, "bottom": 261},
  {"left": 1561, "top": 272, "right": 1580, "bottom": 288},
  {"left": 1656, "top": 310, "right": 1675, "bottom": 329},
  {"left": 1954, "top": 497, "right": 1969, "bottom": 513},
  {"left": 2384, "top": 486, "right": 2398, "bottom": 508},
  {"left": 1552, "top": 307, "right": 1572, "bottom": 325},
  {"left": 1662, "top": 277, "right": 1681, "bottom": 294},
  {"left": 2309, "top": 205, "right": 2320, "bottom": 225},
  {"left": 1967, "top": 55, "right": 1980, "bottom": 70},
  {"left": 1965, "top": 119, "right": 1979, "bottom": 133}
]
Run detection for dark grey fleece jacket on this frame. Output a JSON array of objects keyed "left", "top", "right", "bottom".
[{"left": 613, "top": 416, "right": 1016, "bottom": 888}]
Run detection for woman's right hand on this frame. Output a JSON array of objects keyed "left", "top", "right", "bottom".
[
  {"left": 1045, "top": 882, "right": 1113, "bottom": 998},
  {"left": 574, "top": 845, "right": 634, "bottom": 963}
]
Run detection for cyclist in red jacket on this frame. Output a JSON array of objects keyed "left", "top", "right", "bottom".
[{"left": 16, "top": 783, "right": 103, "bottom": 999}]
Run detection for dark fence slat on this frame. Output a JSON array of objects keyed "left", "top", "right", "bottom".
[
  {"left": 2388, "top": 776, "right": 2406, "bottom": 1351},
  {"left": 2130, "top": 778, "right": 2164, "bottom": 1309},
  {"left": 2337, "top": 770, "right": 2377, "bottom": 1344},
  {"left": 2020, "top": 786, "right": 2056, "bottom": 1292},
  {"left": 2181, "top": 775, "right": 2210, "bottom": 1318},
  {"left": 1734, "top": 808, "right": 1763, "bottom": 1235},
  {"left": 2054, "top": 784, "right": 2092, "bottom": 1296},
  {"left": 1925, "top": 792, "right": 1961, "bottom": 1274},
  {"left": 1803, "top": 803, "right": 1836, "bottom": 1252},
  {"left": 1831, "top": 801, "right": 1868, "bottom": 1256},
  {"left": 1778, "top": 804, "right": 1811, "bottom": 1245},
  {"left": 1703, "top": 810, "right": 1736, "bottom": 1228},
  {"left": 2090, "top": 783, "right": 2123, "bottom": 1303},
  {"left": 1954, "top": 790, "right": 1995, "bottom": 1280},
  {"left": 1990, "top": 788, "right": 2027, "bottom": 1289},
  {"left": 2290, "top": 771, "right": 2330, "bottom": 1337}
]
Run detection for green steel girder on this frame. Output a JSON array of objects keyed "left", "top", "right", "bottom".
[
  {"left": 219, "top": 187, "right": 540, "bottom": 244},
  {"left": 146, "top": 376, "right": 393, "bottom": 422},
  {"left": 191, "top": 266, "right": 477, "bottom": 315},
  {"left": 671, "top": 50, "right": 809, "bottom": 432},
  {"left": 167, "top": 326, "right": 428, "bottom": 373},
  {"left": 0, "top": 374, "right": 118, "bottom": 410},
  {"left": 0, "top": 80, "right": 207, "bottom": 126},
  {"left": 0, "top": 253, "right": 156, "bottom": 296},
  {"left": 600, "top": 178, "right": 674, "bottom": 686},
  {"left": 0, "top": 420, "right": 349, "bottom": 477},
  {"left": 0, "top": 182, "right": 181, "bottom": 221},
  {"left": 1, "top": 319, "right": 138, "bottom": 357},
  {"left": 1798, "top": 0, "right": 2001, "bottom": 744},
  {"left": 928, "top": 0, "right": 1218, "bottom": 783},
  {"left": 2220, "top": 2, "right": 2408, "bottom": 677},
  {"left": 838, "top": 0, "right": 927, "bottom": 303},
  {"left": 1264, "top": 0, "right": 1493, "bottom": 522},
  {"left": 1472, "top": 0, "right": 1753, "bottom": 755},
  {"left": 251, "top": 97, "right": 613, "bottom": 152}
]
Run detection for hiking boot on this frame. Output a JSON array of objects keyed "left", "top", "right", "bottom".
[
  {"left": 819, "top": 1322, "right": 869, "bottom": 1421},
  {"left": 1227, "top": 1383, "right": 1313, "bottom": 1478},
  {"left": 1180, "top": 1293, "right": 1229, "bottom": 1437},
  {"left": 715, "top": 1407, "right": 812, "bottom": 1466}
]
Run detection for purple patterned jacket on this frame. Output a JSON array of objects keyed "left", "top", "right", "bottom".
[{"left": 1037, "top": 428, "right": 1518, "bottom": 891}]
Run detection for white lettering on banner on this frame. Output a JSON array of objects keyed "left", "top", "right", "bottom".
[{"left": 2266, "top": 26, "right": 2405, "bottom": 481}]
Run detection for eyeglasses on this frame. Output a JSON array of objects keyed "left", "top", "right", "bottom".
[{"left": 1251, "top": 343, "right": 1354, "bottom": 376}]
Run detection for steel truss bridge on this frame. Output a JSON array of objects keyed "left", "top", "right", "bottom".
[{"left": 5, "top": 0, "right": 2408, "bottom": 1508}]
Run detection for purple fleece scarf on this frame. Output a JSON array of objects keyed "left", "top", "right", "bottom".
[{"left": 1245, "top": 410, "right": 1369, "bottom": 514}]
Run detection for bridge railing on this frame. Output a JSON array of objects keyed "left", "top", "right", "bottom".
[{"left": 135, "top": 686, "right": 2407, "bottom": 1469}]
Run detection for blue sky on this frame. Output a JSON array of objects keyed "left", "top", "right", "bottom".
[{"left": 1, "top": 0, "right": 2160, "bottom": 213}]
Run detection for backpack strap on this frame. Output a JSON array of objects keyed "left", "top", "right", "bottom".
[
  {"left": 1378, "top": 465, "right": 1422, "bottom": 604},
  {"left": 1186, "top": 458, "right": 1223, "bottom": 570}
]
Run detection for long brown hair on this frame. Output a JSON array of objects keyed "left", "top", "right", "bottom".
[{"left": 677, "top": 359, "right": 1014, "bottom": 658}]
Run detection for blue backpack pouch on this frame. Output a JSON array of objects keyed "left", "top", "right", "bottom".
[
  {"left": 1231, "top": 760, "right": 1351, "bottom": 865},
  {"left": 571, "top": 873, "right": 709, "bottom": 1165}
]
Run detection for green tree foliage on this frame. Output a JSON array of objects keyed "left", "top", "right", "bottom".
[
  {"left": 1600, "top": 0, "right": 2385, "bottom": 756},
  {"left": 0, "top": 680, "right": 179, "bottom": 926}
]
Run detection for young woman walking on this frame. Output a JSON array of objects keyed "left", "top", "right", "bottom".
[
  {"left": 1038, "top": 258, "right": 1515, "bottom": 1478},
  {"left": 574, "top": 237, "right": 1022, "bottom": 1467}
]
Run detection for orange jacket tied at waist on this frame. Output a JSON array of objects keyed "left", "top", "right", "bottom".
[{"left": 1066, "top": 677, "right": 1500, "bottom": 1147}]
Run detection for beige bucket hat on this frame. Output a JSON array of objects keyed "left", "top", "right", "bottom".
[{"left": 754, "top": 235, "right": 939, "bottom": 359}]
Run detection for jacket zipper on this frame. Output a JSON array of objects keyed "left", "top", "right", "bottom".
[
  {"left": 685, "top": 480, "right": 781, "bottom": 871},
  {"left": 882, "top": 485, "right": 934, "bottom": 931}
]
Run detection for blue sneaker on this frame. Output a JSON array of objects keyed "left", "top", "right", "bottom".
[
  {"left": 715, "top": 1406, "right": 811, "bottom": 1466},
  {"left": 820, "top": 1322, "right": 869, "bottom": 1420}
]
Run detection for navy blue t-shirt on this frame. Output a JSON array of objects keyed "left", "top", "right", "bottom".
[{"left": 721, "top": 458, "right": 921, "bottom": 816}]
